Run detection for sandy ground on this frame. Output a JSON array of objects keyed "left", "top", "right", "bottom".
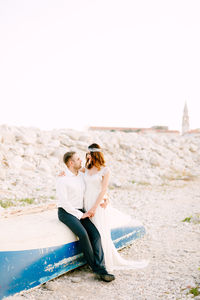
[{"left": 4, "top": 179, "right": 200, "bottom": 300}]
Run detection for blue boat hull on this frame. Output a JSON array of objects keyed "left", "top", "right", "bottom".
[{"left": 0, "top": 225, "right": 145, "bottom": 299}]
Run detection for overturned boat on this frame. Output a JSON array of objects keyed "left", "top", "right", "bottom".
[{"left": 0, "top": 207, "right": 145, "bottom": 299}]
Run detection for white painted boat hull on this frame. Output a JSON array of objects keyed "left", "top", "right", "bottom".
[{"left": 0, "top": 209, "right": 145, "bottom": 299}]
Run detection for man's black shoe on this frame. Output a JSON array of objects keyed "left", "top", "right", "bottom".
[{"left": 98, "top": 273, "right": 115, "bottom": 282}]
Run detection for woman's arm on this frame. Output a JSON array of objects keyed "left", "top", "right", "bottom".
[{"left": 88, "top": 169, "right": 110, "bottom": 216}]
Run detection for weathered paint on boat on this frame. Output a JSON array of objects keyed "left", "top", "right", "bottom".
[{"left": 0, "top": 209, "right": 145, "bottom": 299}]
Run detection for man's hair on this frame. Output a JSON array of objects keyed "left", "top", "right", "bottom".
[{"left": 63, "top": 151, "right": 76, "bottom": 166}]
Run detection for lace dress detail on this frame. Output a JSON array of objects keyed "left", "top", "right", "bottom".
[{"left": 83, "top": 167, "right": 148, "bottom": 272}]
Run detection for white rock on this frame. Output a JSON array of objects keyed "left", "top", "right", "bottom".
[
  {"left": 79, "top": 134, "right": 90, "bottom": 142},
  {"left": 9, "top": 146, "right": 24, "bottom": 156},
  {"left": 48, "top": 140, "right": 60, "bottom": 148},
  {"left": 0, "top": 206, "right": 4, "bottom": 215},
  {"left": 51, "top": 148, "right": 67, "bottom": 161},
  {"left": 120, "top": 143, "right": 132, "bottom": 151},
  {"left": 189, "top": 144, "right": 198, "bottom": 152},
  {"left": 38, "top": 161, "right": 52, "bottom": 173},
  {"left": 15, "top": 129, "right": 37, "bottom": 145},
  {"left": 149, "top": 157, "right": 160, "bottom": 167},
  {"left": 49, "top": 156, "right": 59, "bottom": 165},
  {"left": 184, "top": 280, "right": 196, "bottom": 288},
  {"left": 0, "top": 168, "right": 6, "bottom": 179},
  {"left": 170, "top": 162, "right": 185, "bottom": 174},
  {"left": 21, "top": 161, "right": 36, "bottom": 171},
  {"left": 24, "top": 146, "right": 35, "bottom": 157},
  {"left": 9, "top": 156, "right": 23, "bottom": 170},
  {"left": 71, "top": 277, "right": 81, "bottom": 283},
  {"left": 66, "top": 130, "right": 81, "bottom": 141},
  {"left": 109, "top": 179, "right": 122, "bottom": 188},
  {"left": 59, "top": 135, "right": 73, "bottom": 147},
  {"left": 76, "top": 141, "right": 88, "bottom": 151},
  {"left": 44, "top": 281, "right": 58, "bottom": 291},
  {"left": 0, "top": 125, "right": 16, "bottom": 143}
]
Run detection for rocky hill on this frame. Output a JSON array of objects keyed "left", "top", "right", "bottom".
[{"left": 0, "top": 124, "right": 200, "bottom": 209}]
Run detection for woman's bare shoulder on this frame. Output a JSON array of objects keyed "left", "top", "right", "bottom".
[{"left": 102, "top": 166, "right": 110, "bottom": 175}]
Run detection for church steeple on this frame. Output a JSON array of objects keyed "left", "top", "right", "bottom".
[{"left": 182, "top": 102, "right": 190, "bottom": 135}]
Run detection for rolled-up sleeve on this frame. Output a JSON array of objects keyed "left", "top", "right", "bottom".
[{"left": 56, "top": 178, "right": 83, "bottom": 220}]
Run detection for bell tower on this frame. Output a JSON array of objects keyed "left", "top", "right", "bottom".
[{"left": 182, "top": 102, "right": 190, "bottom": 135}]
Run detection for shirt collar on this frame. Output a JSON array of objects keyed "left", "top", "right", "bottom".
[{"left": 64, "top": 165, "right": 79, "bottom": 177}]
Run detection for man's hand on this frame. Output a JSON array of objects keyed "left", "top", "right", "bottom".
[{"left": 58, "top": 171, "right": 66, "bottom": 177}]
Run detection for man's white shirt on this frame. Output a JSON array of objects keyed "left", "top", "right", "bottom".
[{"left": 56, "top": 167, "right": 85, "bottom": 219}]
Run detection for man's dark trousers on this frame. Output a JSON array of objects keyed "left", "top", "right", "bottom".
[{"left": 58, "top": 207, "right": 106, "bottom": 274}]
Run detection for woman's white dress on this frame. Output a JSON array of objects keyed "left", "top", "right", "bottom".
[{"left": 83, "top": 167, "right": 148, "bottom": 272}]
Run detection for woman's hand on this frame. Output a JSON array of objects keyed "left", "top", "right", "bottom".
[
  {"left": 100, "top": 201, "right": 107, "bottom": 208},
  {"left": 87, "top": 206, "right": 97, "bottom": 217},
  {"left": 58, "top": 171, "right": 66, "bottom": 177},
  {"left": 81, "top": 211, "right": 92, "bottom": 219},
  {"left": 100, "top": 194, "right": 109, "bottom": 209}
]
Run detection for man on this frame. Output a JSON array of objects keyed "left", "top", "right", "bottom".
[{"left": 56, "top": 151, "right": 115, "bottom": 282}]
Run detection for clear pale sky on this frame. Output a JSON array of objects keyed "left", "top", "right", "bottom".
[{"left": 0, "top": 0, "right": 200, "bottom": 131}]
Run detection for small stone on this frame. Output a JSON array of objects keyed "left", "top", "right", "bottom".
[
  {"left": 43, "top": 281, "right": 58, "bottom": 291},
  {"left": 109, "top": 179, "right": 122, "bottom": 188},
  {"left": 71, "top": 277, "right": 81, "bottom": 283},
  {"left": 185, "top": 280, "right": 196, "bottom": 289}
]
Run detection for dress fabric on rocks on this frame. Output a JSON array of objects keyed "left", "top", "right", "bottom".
[{"left": 83, "top": 167, "right": 148, "bottom": 272}]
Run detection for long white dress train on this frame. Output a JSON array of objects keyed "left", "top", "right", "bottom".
[{"left": 83, "top": 167, "right": 148, "bottom": 272}]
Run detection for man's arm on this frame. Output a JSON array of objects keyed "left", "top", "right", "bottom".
[{"left": 56, "top": 178, "right": 83, "bottom": 220}]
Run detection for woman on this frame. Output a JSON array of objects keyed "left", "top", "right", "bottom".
[{"left": 82, "top": 143, "right": 148, "bottom": 272}]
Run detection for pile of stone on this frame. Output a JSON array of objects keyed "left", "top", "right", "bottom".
[{"left": 0, "top": 124, "right": 200, "bottom": 207}]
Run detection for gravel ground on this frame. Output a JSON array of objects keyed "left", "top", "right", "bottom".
[{"left": 4, "top": 179, "right": 200, "bottom": 300}]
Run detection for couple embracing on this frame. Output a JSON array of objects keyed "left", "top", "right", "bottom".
[{"left": 56, "top": 143, "right": 148, "bottom": 282}]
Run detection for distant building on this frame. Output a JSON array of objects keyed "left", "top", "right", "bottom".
[
  {"left": 151, "top": 125, "right": 168, "bottom": 131},
  {"left": 89, "top": 126, "right": 179, "bottom": 134},
  {"left": 182, "top": 102, "right": 190, "bottom": 135},
  {"left": 188, "top": 129, "right": 200, "bottom": 135},
  {"left": 89, "top": 101, "right": 200, "bottom": 136}
]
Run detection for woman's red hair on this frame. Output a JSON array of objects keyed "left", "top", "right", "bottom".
[{"left": 86, "top": 143, "right": 105, "bottom": 170}]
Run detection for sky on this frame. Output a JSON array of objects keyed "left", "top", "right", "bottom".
[{"left": 0, "top": 0, "right": 200, "bottom": 132}]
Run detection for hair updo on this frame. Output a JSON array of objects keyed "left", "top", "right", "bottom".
[{"left": 86, "top": 143, "right": 105, "bottom": 170}]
